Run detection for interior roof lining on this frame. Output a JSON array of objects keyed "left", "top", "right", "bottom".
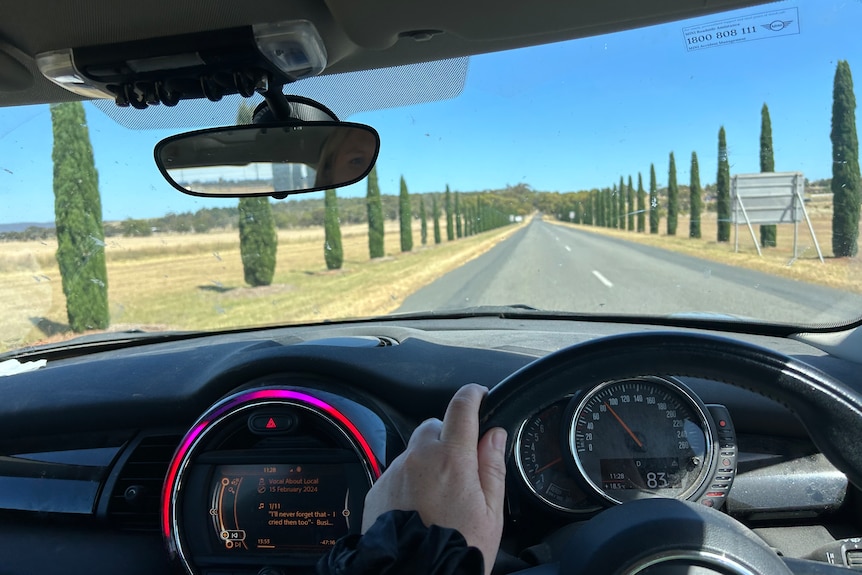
[{"left": 0, "top": 0, "right": 771, "bottom": 108}]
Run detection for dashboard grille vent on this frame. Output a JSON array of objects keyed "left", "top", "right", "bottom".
[
  {"left": 847, "top": 549, "right": 862, "bottom": 569},
  {"left": 107, "top": 434, "right": 181, "bottom": 531}
]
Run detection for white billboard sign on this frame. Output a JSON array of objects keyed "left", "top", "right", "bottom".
[
  {"left": 731, "top": 172, "right": 803, "bottom": 225},
  {"left": 729, "top": 171, "right": 822, "bottom": 262}
]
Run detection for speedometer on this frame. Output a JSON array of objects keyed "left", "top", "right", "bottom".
[{"left": 570, "top": 377, "right": 714, "bottom": 504}]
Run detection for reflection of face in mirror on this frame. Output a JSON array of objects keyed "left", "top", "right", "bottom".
[{"left": 314, "top": 128, "right": 377, "bottom": 188}]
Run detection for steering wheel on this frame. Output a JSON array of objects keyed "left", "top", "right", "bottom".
[{"left": 478, "top": 332, "right": 862, "bottom": 574}]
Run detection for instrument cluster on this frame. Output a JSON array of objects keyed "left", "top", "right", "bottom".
[{"left": 514, "top": 376, "right": 738, "bottom": 513}]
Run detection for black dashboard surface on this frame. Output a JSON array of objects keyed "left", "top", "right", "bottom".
[{"left": 0, "top": 318, "right": 860, "bottom": 575}]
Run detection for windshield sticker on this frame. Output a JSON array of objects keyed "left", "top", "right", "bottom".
[{"left": 682, "top": 7, "right": 800, "bottom": 51}]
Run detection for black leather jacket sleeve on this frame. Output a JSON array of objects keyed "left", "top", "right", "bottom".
[{"left": 317, "top": 510, "right": 484, "bottom": 575}]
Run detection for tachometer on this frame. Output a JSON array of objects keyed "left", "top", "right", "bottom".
[
  {"left": 570, "top": 377, "right": 714, "bottom": 504},
  {"left": 515, "top": 401, "right": 600, "bottom": 513}
]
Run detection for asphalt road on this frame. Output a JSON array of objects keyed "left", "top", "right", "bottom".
[{"left": 396, "top": 217, "right": 862, "bottom": 325}]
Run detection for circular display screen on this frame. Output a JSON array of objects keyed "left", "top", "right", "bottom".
[{"left": 570, "top": 377, "right": 713, "bottom": 504}]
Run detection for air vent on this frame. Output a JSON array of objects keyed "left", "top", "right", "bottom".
[
  {"left": 847, "top": 549, "right": 862, "bottom": 569},
  {"left": 106, "top": 434, "right": 181, "bottom": 531}
]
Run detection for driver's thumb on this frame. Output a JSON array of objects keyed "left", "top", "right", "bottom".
[{"left": 477, "top": 427, "right": 507, "bottom": 513}]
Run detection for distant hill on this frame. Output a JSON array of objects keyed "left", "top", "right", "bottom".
[{"left": 0, "top": 222, "right": 54, "bottom": 233}]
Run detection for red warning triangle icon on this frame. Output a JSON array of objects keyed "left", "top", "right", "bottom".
[{"left": 265, "top": 417, "right": 277, "bottom": 429}]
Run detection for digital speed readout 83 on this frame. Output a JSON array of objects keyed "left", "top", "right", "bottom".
[
  {"left": 570, "top": 377, "right": 714, "bottom": 504},
  {"left": 211, "top": 464, "right": 355, "bottom": 554}
]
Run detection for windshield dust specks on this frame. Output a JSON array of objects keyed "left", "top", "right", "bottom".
[{"left": 88, "top": 235, "right": 106, "bottom": 249}]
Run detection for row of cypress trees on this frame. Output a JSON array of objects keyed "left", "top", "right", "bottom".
[
  {"left": 569, "top": 61, "right": 859, "bottom": 257},
  {"left": 373, "top": 174, "right": 511, "bottom": 259},
  {"left": 570, "top": 125, "right": 748, "bottom": 245},
  {"left": 571, "top": 125, "right": 759, "bottom": 244}
]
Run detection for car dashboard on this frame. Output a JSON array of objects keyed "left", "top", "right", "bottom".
[{"left": 0, "top": 317, "right": 860, "bottom": 575}]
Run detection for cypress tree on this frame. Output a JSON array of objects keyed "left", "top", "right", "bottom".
[
  {"left": 472, "top": 202, "right": 477, "bottom": 234},
  {"left": 760, "top": 104, "right": 777, "bottom": 247},
  {"left": 455, "top": 192, "right": 463, "bottom": 238},
  {"left": 601, "top": 189, "right": 606, "bottom": 227},
  {"left": 50, "top": 101, "right": 109, "bottom": 332},
  {"left": 236, "top": 101, "right": 277, "bottom": 285},
  {"left": 594, "top": 190, "right": 600, "bottom": 227},
  {"left": 831, "top": 61, "right": 860, "bottom": 258},
  {"left": 239, "top": 197, "right": 277, "bottom": 285},
  {"left": 717, "top": 127, "right": 731, "bottom": 242},
  {"left": 618, "top": 177, "right": 625, "bottom": 228},
  {"left": 690, "top": 151, "right": 703, "bottom": 239},
  {"left": 432, "top": 195, "right": 442, "bottom": 244},
  {"left": 595, "top": 190, "right": 601, "bottom": 227},
  {"left": 592, "top": 191, "right": 599, "bottom": 227},
  {"left": 649, "top": 164, "right": 659, "bottom": 234},
  {"left": 667, "top": 152, "right": 679, "bottom": 236},
  {"left": 636, "top": 173, "right": 646, "bottom": 232},
  {"left": 598, "top": 190, "right": 603, "bottom": 226},
  {"left": 602, "top": 188, "right": 608, "bottom": 227},
  {"left": 445, "top": 185, "right": 454, "bottom": 241},
  {"left": 610, "top": 185, "right": 618, "bottom": 228},
  {"left": 366, "top": 166, "right": 385, "bottom": 258},
  {"left": 323, "top": 188, "right": 343, "bottom": 270},
  {"left": 627, "top": 176, "right": 635, "bottom": 230},
  {"left": 399, "top": 175, "right": 413, "bottom": 252},
  {"left": 419, "top": 196, "right": 428, "bottom": 245},
  {"left": 605, "top": 184, "right": 617, "bottom": 228},
  {"left": 599, "top": 189, "right": 606, "bottom": 227}
]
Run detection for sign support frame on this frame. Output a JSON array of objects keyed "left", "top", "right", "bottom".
[{"left": 730, "top": 172, "right": 823, "bottom": 263}]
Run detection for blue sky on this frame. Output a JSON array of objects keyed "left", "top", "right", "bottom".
[{"left": 1, "top": 0, "right": 860, "bottom": 225}]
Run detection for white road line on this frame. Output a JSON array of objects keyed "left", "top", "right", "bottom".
[
  {"left": 565, "top": 245, "right": 571, "bottom": 252},
  {"left": 592, "top": 270, "right": 614, "bottom": 288}
]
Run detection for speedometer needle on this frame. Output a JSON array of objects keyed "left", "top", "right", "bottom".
[{"left": 604, "top": 402, "right": 644, "bottom": 449}]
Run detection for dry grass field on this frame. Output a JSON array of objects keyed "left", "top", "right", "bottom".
[
  {"left": 5, "top": 196, "right": 860, "bottom": 353},
  {"left": 0, "top": 220, "right": 524, "bottom": 352},
  {"left": 551, "top": 197, "right": 862, "bottom": 295}
]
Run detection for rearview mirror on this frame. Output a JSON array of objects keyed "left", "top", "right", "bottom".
[{"left": 154, "top": 122, "right": 380, "bottom": 198}]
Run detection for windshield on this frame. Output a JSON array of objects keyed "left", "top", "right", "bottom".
[{"left": 2, "top": 0, "right": 862, "bottom": 353}]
